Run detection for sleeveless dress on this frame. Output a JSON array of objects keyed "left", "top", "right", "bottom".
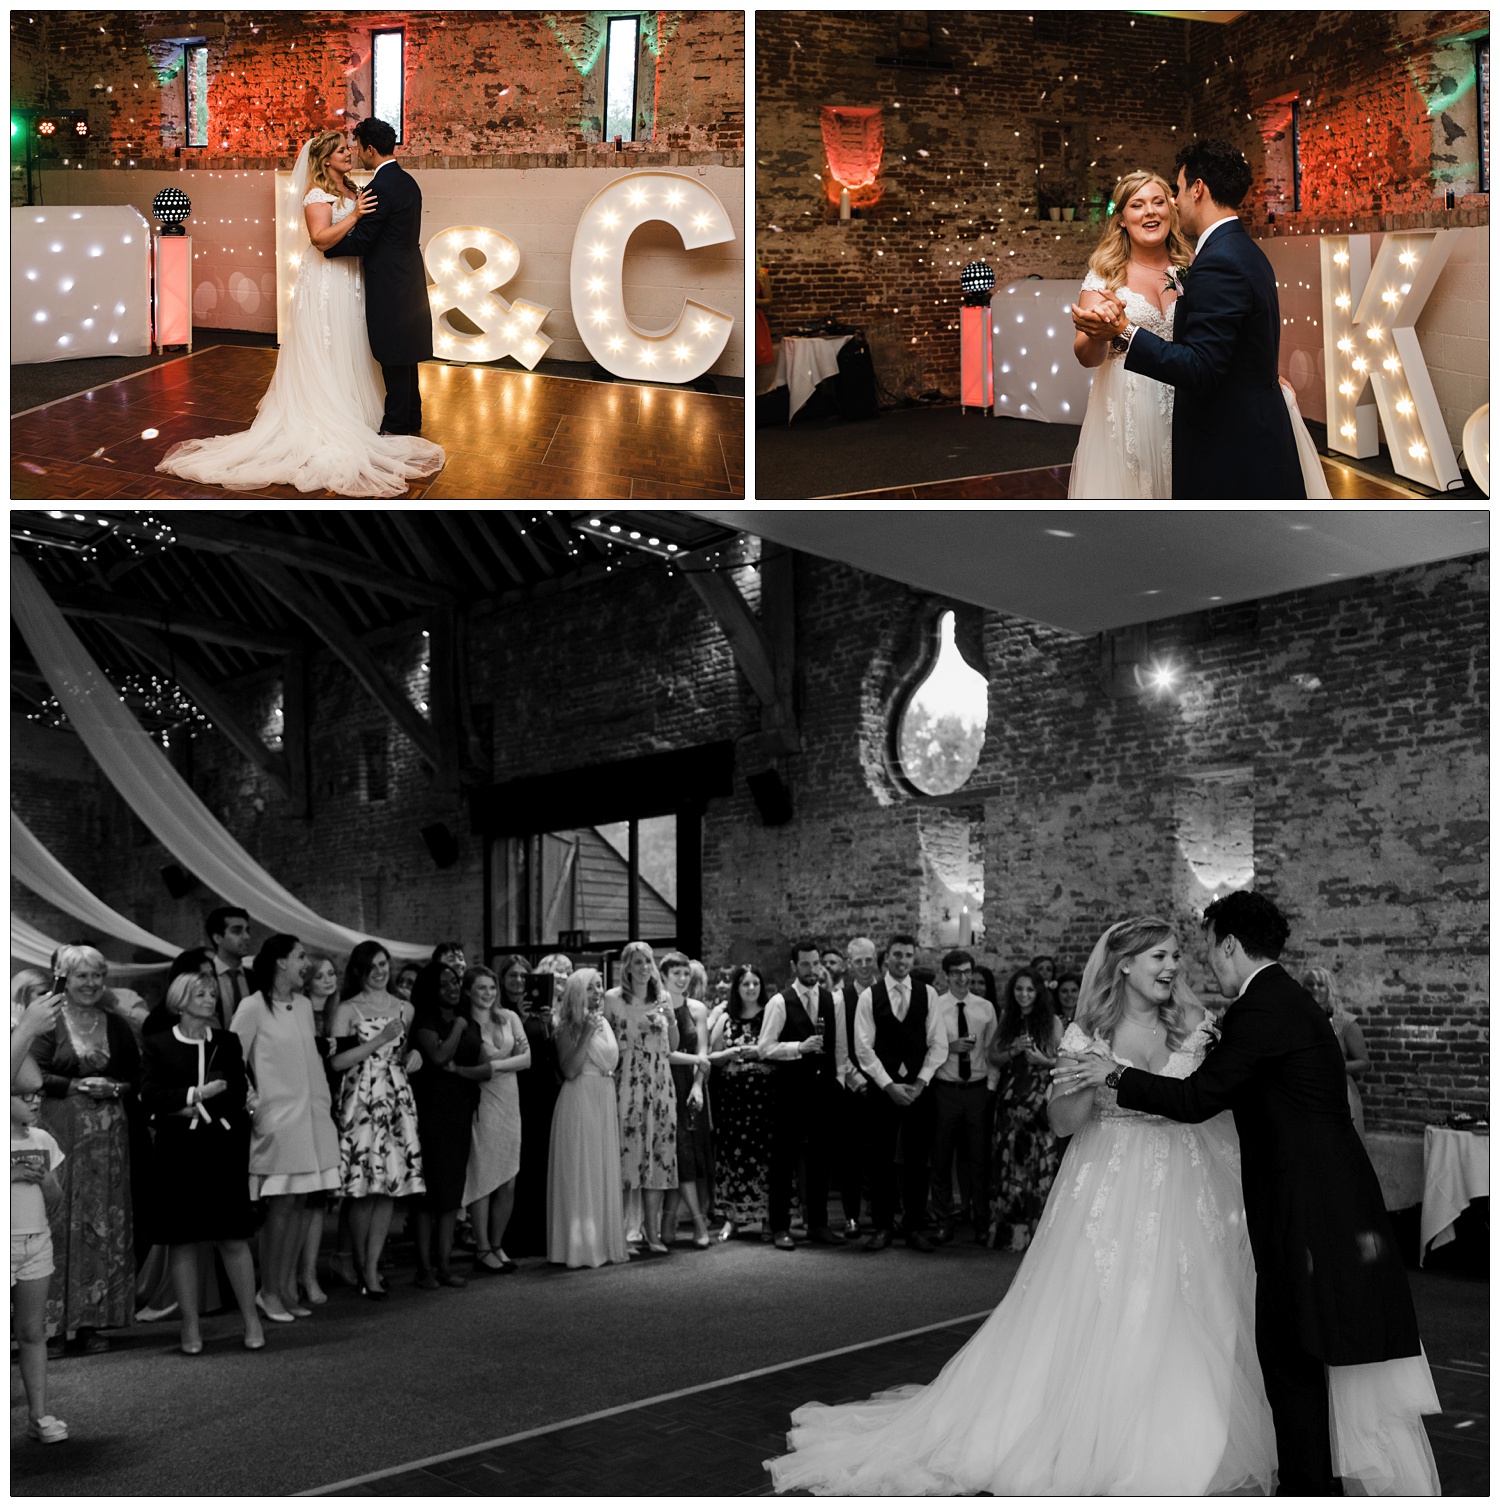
[
  {"left": 462, "top": 1011, "right": 525, "bottom": 1205},
  {"left": 767, "top": 1020, "right": 1279, "bottom": 1495},
  {"left": 547, "top": 1018, "right": 628, "bottom": 1268},
  {"left": 335, "top": 1008, "right": 425, "bottom": 1199},
  {"left": 156, "top": 187, "right": 446, "bottom": 497},
  {"left": 711, "top": 1009, "right": 774, "bottom": 1227},
  {"left": 609, "top": 999, "right": 678, "bottom": 1191},
  {"left": 987, "top": 1022, "right": 1064, "bottom": 1250},
  {"left": 671, "top": 1001, "right": 715, "bottom": 1183}
]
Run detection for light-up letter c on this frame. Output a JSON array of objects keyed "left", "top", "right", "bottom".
[
  {"left": 568, "top": 170, "right": 736, "bottom": 384},
  {"left": 424, "top": 226, "right": 553, "bottom": 369}
]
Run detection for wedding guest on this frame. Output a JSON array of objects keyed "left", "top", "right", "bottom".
[
  {"left": 708, "top": 963, "right": 773, "bottom": 1240},
  {"left": 12, "top": 1054, "right": 67, "bottom": 1442},
  {"left": 207, "top": 906, "right": 255, "bottom": 1029},
  {"left": 430, "top": 941, "right": 466, "bottom": 973},
  {"left": 854, "top": 933, "right": 948, "bottom": 1252},
  {"left": 659, "top": 952, "right": 713, "bottom": 1248},
  {"left": 391, "top": 962, "right": 421, "bottom": 1003},
  {"left": 969, "top": 965, "right": 998, "bottom": 1005},
  {"left": 33, "top": 943, "right": 141, "bottom": 1354},
  {"left": 687, "top": 959, "right": 711, "bottom": 1011},
  {"left": 11, "top": 969, "right": 53, "bottom": 1026},
  {"left": 929, "top": 949, "right": 1000, "bottom": 1244},
  {"left": 142, "top": 950, "right": 217, "bottom": 1038},
  {"left": 604, "top": 942, "right": 679, "bottom": 1255},
  {"left": 547, "top": 969, "right": 627, "bottom": 1268},
  {"left": 832, "top": 937, "right": 879, "bottom": 1237},
  {"left": 1055, "top": 971, "right": 1082, "bottom": 1024},
  {"left": 462, "top": 965, "right": 530, "bottom": 1274},
  {"left": 329, "top": 941, "right": 424, "bottom": 1299},
  {"left": 760, "top": 940, "right": 843, "bottom": 1249},
  {"left": 508, "top": 954, "right": 559, "bottom": 1257},
  {"left": 232, "top": 934, "right": 340, "bottom": 1324},
  {"left": 1302, "top": 967, "right": 1370, "bottom": 1144},
  {"left": 409, "top": 961, "right": 490, "bottom": 1287},
  {"left": 821, "top": 947, "right": 846, "bottom": 992},
  {"left": 987, "top": 966, "right": 1062, "bottom": 1251},
  {"left": 536, "top": 954, "right": 574, "bottom": 988},
  {"left": 1030, "top": 955, "right": 1059, "bottom": 998},
  {"left": 140, "top": 972, "right": 264, "bottom": 1355},
  {"left": 295, "top": 953, "right": 344, "bottom": 1304}
]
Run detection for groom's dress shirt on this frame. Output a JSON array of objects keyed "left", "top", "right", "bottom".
[
  {"left": 853, "top": 974, "right": 948, "bottom": 1090},
  {"left": 1235, "top": 959, "right": 1276, "bottom": 999},
  {"left": 758, "top": 982, "right": 823, "bottom": 1060}
]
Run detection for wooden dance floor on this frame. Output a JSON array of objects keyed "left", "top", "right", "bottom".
[{"left": 11, "top": 345, "right": 745, "bottom": 501}]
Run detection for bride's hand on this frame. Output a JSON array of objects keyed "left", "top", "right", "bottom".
[
  {"left": 1051, "top": 1052, "right": 1113, "bottom": 1093},
  {"left": 1070, "top": 297, "right": 1123, "bottom": 341},
  {"left": 354, "top": 188, "right": 378, "bottom": 218}
]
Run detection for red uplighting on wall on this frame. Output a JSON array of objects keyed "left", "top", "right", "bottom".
[{"left": 821, "top": 104, "right": 884, "bottom": 207}]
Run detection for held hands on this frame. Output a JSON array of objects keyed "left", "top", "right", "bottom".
[
  {"left": 885, "top": 1081, "right": 921, "bottom": 1107},
  {"left": 1070, "top": 295, "right": 1127, "bottom": 342},
  {"left": 354, "top": 188, "right": 378, "bottom": 218},
  {"left": 1051, "top": 1052, "right": 1114, "bottom": 1094}
]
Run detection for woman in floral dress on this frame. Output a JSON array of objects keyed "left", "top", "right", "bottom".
[
  {"left": 986, "top": 966, "right": 1063, "bottom": 1251},
  {"left": 603, "top": 942, "right": 679, "bottom": 1255},
  {"left": 706, "top": 963, "right": 774, "bottom": 1240},
  {"left": 329, "top": 941, "right": 424, "bottom": 1298}
]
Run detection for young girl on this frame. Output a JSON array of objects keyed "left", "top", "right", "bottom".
[{"left": 12, "top": 1056, "right": 67, "bottom": 1443}]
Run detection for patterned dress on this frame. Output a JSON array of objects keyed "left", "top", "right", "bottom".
[
  {"left": 988, "top": 1021, "right": 1064, "bottom": 1250},
  {"left": 711, "top": 1009, "right": 774, "bottom": 1228},
  {"left": 608, "top": 998, "right": 678, "bottom": 1191},
  {"left": 335, "top": 1008, "right": 425, "bottom": 1199},
  {"left": 671, "top": 1001, "right": 715, "bottom": 1184}
]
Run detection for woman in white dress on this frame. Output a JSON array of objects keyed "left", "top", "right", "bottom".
[
  {"left": 767, "top": 915, "right": 1276, "bottom": 1495},
  {"left": 156, "top": 130, "right": 445, "bottom": 498},
  {"left": 1068, "top": 169, "right": 1330, "bottom": 499}
]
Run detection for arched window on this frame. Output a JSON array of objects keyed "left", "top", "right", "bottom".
[{"left": 894, "top": 610, "right": 988, "bottom": 796}]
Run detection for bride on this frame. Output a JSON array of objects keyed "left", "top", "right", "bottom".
[
  {"left": 1066, "top": 168, "right": 1329, "bottom": 499},
  {"left": 767, "top": 916, "right": 1277, "bottom": 1495},
  {"left": 156, "top": 131, "right": 445, "bottom": 499}
]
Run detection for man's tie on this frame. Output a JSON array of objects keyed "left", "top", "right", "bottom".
[
  {"left": 223, "top": 966, "right": 246, "bottom": 1027},
  {"left": 956, "top": 997, "right": 970, "bottom": 1080}
]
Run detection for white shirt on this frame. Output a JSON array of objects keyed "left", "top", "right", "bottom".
[
  {"left": 369, "top": 158, "right": 396, "bottom": 179},
  {"left": 853, "top": 973, "right": 949, "bottom": 1090},
  {"left": 931, "top": 991, "right": 1000, "bottom": 1090},
  {"left": 758, "top": 982, "right": 825, "bottom": 1062},
  {"left": 834, "top": 979, "right": 875, "bottom": 1087},
  {"left": 1235, "top": 960, "right": 1278, "bottom": 999},
  {"left": 1192, "top": 213, "right": 1238, "bottom": 258}
]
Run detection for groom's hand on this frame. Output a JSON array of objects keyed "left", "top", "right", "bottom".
[{"left": 1071, "top": 298, "right": 1125, "bottom": 342}]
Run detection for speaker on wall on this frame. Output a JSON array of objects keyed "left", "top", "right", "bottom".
[
  {"left": 421, "top": 822, "right": 460, "bottom": 869},
  {"left": 746, "top": 767, "right": 793, "bottom": 826},
  {"left": 160, "top": 863, "right": 197, "bottom": 899}
]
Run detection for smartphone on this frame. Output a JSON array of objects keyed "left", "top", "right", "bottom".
[{"left": 523, "top": 973, "right": 555, "bottom": 1014}]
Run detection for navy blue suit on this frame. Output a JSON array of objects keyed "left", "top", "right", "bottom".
[{"left": 1124, "top": 217, "right": 1304, "bottom": 499}]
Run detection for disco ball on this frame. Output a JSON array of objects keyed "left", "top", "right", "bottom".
[
  {"left": 152, "top": 186, "right": 192, "bottom": 236},
  {"left": 960, "top": 260, "right": 996, "bottom": 306}
]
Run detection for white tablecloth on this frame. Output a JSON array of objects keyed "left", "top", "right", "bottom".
[
  {"left": 770, "top": 334, "right": 851, "bottom": 421},
  {"left": 1420, "top": 1125, "right": 1488, "bottom": 1262}
]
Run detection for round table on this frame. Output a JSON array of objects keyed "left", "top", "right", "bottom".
[{"left": 1419, "top": 1124, "right": 1488, "bottom": 1264}]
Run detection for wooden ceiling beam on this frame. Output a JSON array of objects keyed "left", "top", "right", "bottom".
[{"left": 47, "top": 586, "right": 301, "bottom": 653}]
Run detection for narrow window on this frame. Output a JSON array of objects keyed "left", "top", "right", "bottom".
[
  {"left": 604, "top": 15, "right": 641, "bottom": 144},
  {"left": 361, "top": 729, "right": 389, "bottom": 802},
  {"left": 1291, "top": 99, "right": 1302, "bottom": 212},
  {"left": 372, "top": 29, "right": 405, "bottom": 144},
  {"left": 1479, "top": 37, "right": 1490, "bottom": 193},
  {"left": 185, "top": 43, "right": 209, "bottom": 148},
  {"left": 895, "top": 610, "right": 988, "bottom": 796}
]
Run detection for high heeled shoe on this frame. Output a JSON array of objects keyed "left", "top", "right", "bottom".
[
  {"left": 254, "top": 1291, "right": 296, "bottom": 1323},
  {"left": 179, "top": 1337, "right": 204, "bottom": 1356},
  {"left": 360, "top": 1279, "right": 389, "bottom": 1302}
]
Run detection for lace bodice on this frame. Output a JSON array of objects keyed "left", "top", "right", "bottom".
[
  {"left": 303, "top": 187, "right": 354, "bottom": 223},
  {"left": 1061, "top": 1019, "right": 1214, "bottom": 1121},
  {"left": 1080, "top": 270, "right": 1176, "bottom": 348}
]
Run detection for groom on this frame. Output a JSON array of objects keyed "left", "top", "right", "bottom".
[
  {"left": 1063, "top": 892, "right": 1426, "bottom": 1495},
  {"left": 324, "top": 116, "right": 433, "bottom": 435},
  {"left": 1073, "top": 139, "right": 1305, "bottom": 498}
]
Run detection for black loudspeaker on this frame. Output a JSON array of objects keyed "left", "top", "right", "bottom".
[
  {"left": 746, "top": 767, "right": 793, "bottom": 826},
  {"left": 160, "top": 863, "right": 197, "bottom": 899},
  {"left": 421, "top": 822, "right": 460, "bottom": 869}
]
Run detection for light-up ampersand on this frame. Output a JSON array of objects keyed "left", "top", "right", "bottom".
[
  {"left": 424, "top": 226, "right": 553, "bottom": 369},
  {"left": 1321, "top": 230, "right": 1462, "bottom": 490},
  {"left": 569, "top": 170, "right": 735, "bottom": 383}
]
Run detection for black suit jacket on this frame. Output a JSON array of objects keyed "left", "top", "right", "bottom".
[
  {"left": 324, "top": 160, "right": 434, "bottom": 366},
  {"left": 1123, "top": 217, "right": 1304, "bottom": 499},
  {"left": 1115, "top": 964, "right": 1420, "bottom": 1366}
]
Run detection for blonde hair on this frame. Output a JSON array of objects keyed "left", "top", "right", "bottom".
[
  {"left": 307, "top": 130, "right": 351, "bottom": 202},
  {"left": 617, "top": 941, "right": 664, "bottom": 1004},
  {"left": 1085, "top": 170, "right": 1192, "bottom": 293},
  {"left": 556, "top": 968, "right": 602, "bottom": 1040},
  {"left": 1074, "top": 916, "right": 1197, "bottom": 1053}
]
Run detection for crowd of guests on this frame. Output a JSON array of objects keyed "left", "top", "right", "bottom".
[{"left": 11, "top": 911, "right": 1371, "bottom": 1442}]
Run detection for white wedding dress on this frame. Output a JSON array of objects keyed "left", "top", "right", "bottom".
[
  {"left": 157, "top": 153, "right": 445, "bottom": 498},
  {"left": 1066, "top": 270, "right": 1332, "bottom": 500},
  {"left": 768, "top": 1020, "right": 1278, "bottom": 1495}
]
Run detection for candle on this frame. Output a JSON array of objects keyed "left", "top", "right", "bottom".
[{"left": 839, "top": 187, "right": 851, "bottom": 220}]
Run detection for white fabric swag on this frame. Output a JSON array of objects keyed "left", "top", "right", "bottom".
[
  {"left": 10, "top": 552, "right": 429, "bottom": 963},
  {"left": 12, "top": 811, "right": 179, "bottom": 959},
  {"left": 12, "top": 914, "right": 171, "bottom": 982}
]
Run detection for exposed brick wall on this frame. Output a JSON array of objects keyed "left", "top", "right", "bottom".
[
  {"left": 11, "top": 10, "right": 743, "bottom": 168},
  {"left": 9, "top": 547, "right": 1486, "bottom": 1133},
  {"left": 756, "top": 9, "right": 1489, "bottom": 398}
]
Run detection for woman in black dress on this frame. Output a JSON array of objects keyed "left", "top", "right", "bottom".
[
  {"left": 706, "top": 963, "right": 773, "bottom": 1240},
  {"left": 659, "top": 951, "right": 713, "bottom": 1247},
  {"left": 506, "top": 954, "right": 560, "bottom": 1257},
  {"left": 409, "top": 962, "right": 490, "bottom": 1287},
  {"left": 140, "top": 971, "right": 264, "bottom": 1354}
]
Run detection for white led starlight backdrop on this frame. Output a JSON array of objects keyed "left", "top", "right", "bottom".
[
  {"left": 568, "top": 170, "right": 736, "bottom": 383},
  {"left": 1320, "top": 229, "right": 1463, "bottom": 491},
  {"left": 12, "top": 206, "right": 152, "bottom": 363},
  {"left": 424, "top": 226, "right": 553, "bottom": 368},
  {"left": 990, "top": 281, "right": 1096, "bottom": 423}
]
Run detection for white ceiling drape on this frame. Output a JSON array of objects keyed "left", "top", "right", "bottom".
[
  {"left": 10, "top": 552, "right": 430, "bottom": 963},
  {"left": 11, "top": 914, "right": 172, "bottom": 981}
]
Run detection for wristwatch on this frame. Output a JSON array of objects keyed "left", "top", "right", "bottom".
[
  {"left": 1104, "top": 1066, "right": 1125, "bottom": 1090},
  {"left": 1109, "top": 326, "right": 1132, "bottom": 356}
]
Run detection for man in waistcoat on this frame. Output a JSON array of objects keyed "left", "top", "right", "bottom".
[
  {"left": 853, "top": 932, "right": 949, "bottom": 1251},
  {"left": 206, "top": 905, "right": 253, "bottom": 1030},
  {"left": 759, "top": 939, "right": 845, "bottom": 1249},
  {"left": 833, "top": 935, "right": 879, "bottom": 1237}
]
